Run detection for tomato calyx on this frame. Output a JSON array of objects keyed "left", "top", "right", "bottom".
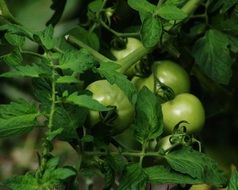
[
  {"left": 110, "top": 37, "right": 128, "bottom": 50},
  {"left": 98, "top": 106, "right": 118, "bottom": 126}
]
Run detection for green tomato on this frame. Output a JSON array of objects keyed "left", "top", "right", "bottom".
[
  {"left": 86, "top": 80, "right": 134, "bottom": 135},
  {"left": 111, "top": 37, "right": 143, "bottom": 60},
  {"left": 133, "top": 60, "right": 190, "bottom": 96},
  {"left": 162, "top": 93, "right": 205, "bottom": 134},
  {"left": 111, "top": 37, "right": 144, "bottom": 77}
]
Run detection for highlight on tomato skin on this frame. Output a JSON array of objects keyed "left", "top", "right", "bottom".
[
  {"left": 161, "top": 93, "right": 205, "bottom": 134},
  {"left": 86, "top": 79, "right": 134, "bottom": 135}
]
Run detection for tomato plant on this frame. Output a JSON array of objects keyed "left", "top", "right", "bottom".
[
  {"left": 0, "top": 0, "right": 237, "bottom": 189},
  {"left": 162, "top": 93, "right": 205, "bottom": 134},
  {"left": 86, "top": 79, "right": 134, "bottom": 135}
]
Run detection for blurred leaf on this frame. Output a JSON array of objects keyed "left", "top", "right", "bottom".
[
  {"left": 144, "top": 165, "right": 202, "bottom": 184},
  {"left": 228, "top": 35, "right": 238, "bottom": 53},
  {"left": 94, "top": 61, "right": 137, "bottom": 104},
  {"left": 140, "top": 14, "right": 162, "bottom": 48},
  {"left": 2, "top": 174, "right": 38, "bottom": 190},
  {"left": 228, "top": 170, "right": 238, "bottom": 190},
  {"left": 0, "top": 24, "right": 32, "bottom": 39},
  {"left": 193, "top": 29, "right": 232, "bottom": 85},
  {"left": 0, "top": 99, "right": 39, "bottom": 137},
  {"left": 118, "top": 164, "right": 147, "bottom": 190},
  {"left": 165, "top": 147, "right": 227, "bottom": 187},
  {"left": 1, "top": 48, "right": 23, "bottom": 66},
  {"left": 210, "top": 0, "right": 238, "bottom": 13},
  {"left": 134, "top": 87, "right": 163, "bottom": 144},
  {"left": 66, "top": 92, "right": 111, "bottom": 111},
  {"left": 58, "top": 49, "right": 96, "bottom": 73},
  {"left": 33, "top": 25, "right": 55, "bottom": 50},
  {"left": 4, "top": 32, "right": 25, "bottom": 47},
  {"left": 88, "top": 0, "right": 103, "bottom": 13},
  {"left": 56, "top": 76, "right": 81, "bottom": 84},
  {"left": 157, "top": 4, "right": 187, "bottom": 20}
]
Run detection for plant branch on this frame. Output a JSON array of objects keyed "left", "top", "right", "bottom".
[{"left": 100, "top": 20, "right": 140, "bottom": 37}]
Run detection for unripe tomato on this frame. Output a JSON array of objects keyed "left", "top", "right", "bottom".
[
  {"left": 111, "top": 37, "right": 143, "bottom": 60},
  {"left": 111, "top": 37, "right": 144, "bottom": 77},
  {"left": 133, "top": 60, "right": 190, "bottom": 96},
  {"left": 86, "top": 80, "right": 134, "bottom": 135},
  {"left": 162, "top": 93, "right": 205, "bottom": 134}
]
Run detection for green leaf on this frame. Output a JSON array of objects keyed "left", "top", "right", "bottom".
[
  {"left": 134, "top": 87, "right": 163, "bottom": 144},
  {"left": 3, "top": 174, "right": 39, "bottom": 190},
  {"left": 118, "top": 164, "right": 147, "bottom": 190},
  {"left": 157, "top": 4, "right": 187, "bottom": 20},
  {"left": 0, "top": 63, "right": 51, "bottom": 78},
  {"left": 193, "top": 29, "right": 232, "bottom": 85},
  {"left": 128, "top": 0, "right": 156, "bottom": 14},
  {"left": 42, "top": 167, "right": 76, "bottom": 188},
  {"left": 56, "top": 76, "right": 81, "bottom": 84},
  {"left": 4, "top": 32, "right": 25, "bottom": 47},
  {"left": 95, "top": 61, "right": 137, "bottom": 104},
  {"left": 211, "top": 0, "right": 238, "bottom": 13},
  {"left": 68, "top": 26, "right": 100, "bottom": 51},
  {"left": 58, "top": 49, "right": 96, "bottom": 73},
  {"left": 101, "top": 162, "right": 114, "bottom": 189},
  {"left": 1, "top": 49, "right": 23, "bottom": 66},
  {"left": 144, "top": 165, "right": 202, "bottom": 184},
  {"left": 52, "top": 105, "right": 88, "bottom": 141},
  {"left": 165, "top": 147, "right": 227, "bottom": 187},
  {"left": 66, "top": 92, "right": 111, "bottom": 111},
  {"left": 88, "top": 0, "right": 103, "bottom": 13},
  {"left": 228, "top": 170, "right": 238, "bottom": 190},
  {"left": 228, "top": 35, "right": 238, "bottom": 53},
  {"left": 47, "top": 128, "right": 64, "bottom": 141},
  {"left": 0, "top": 100, "right": 39, "bottom": 137},
  {"left": 33, "top": 25, "right": 55, "bottom": 50},
  {"left": 0, "top": 24, "right": 32, "bottom": 39},
  {"left": 140, "top": 14, "right": 163, "bottom": 48}
]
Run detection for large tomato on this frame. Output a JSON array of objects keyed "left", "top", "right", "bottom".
[
  {"left": 162, "top": 93, "right": 205, "bottom": 134},
  {"left": 133, "top": 60, "right": 190, "bottom": 96},
  {"left": 86, "top": 80, "right": 134, "bottom": 135}
]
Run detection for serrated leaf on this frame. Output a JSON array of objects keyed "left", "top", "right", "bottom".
[
  {"left": 52, "top": 105, "right": 88, "bottom": 141},
  {"left": 66, "top": 92, "right": 111, "bottom": 111},
  {"left": 1, "top": 49, "right": 23, "bottom": 66},
  {"left": 157, "top": 4, "right": 187, "bottom": 20},
  {"left": 34, "top": 25, "right": 55, "bottom": 50},
  {"left": 0, "top": 100, "right": 39, "bottom": 137},
  {"left": 56, "top": 76, "right": 81, "bottom": 84},
  {"left": 134, "top": 87, "right": 163, "bottom": 144},
  {"left": 228, "top": 170, "right": 238, "bottom": 190},
  {"left": 46, "top": 0, "right": 67, "bottom": 26},
  {"left": 140, "top": 14, "right": 162, "bottom": 48},
  {"left": 42, "top": 167, "right": 76, "bottom": 188},
  {"left": 3, "top": 174, "right": 38, "bottom": 190},
  {"left": 165, "top": 147, "right": 227, "bottom": 187},
  {"left": 58, "top": 49, "right": 96, "bottom": 73},
  {"left": 0, "top": 64, "right": 51, "bottom": 78},
  {"left": 118, "top": 164, "right": 147, "bottom": 190},
  {"left": 128, "top": 0, "right": 156, "bottom": 14},
  {"left": 144, "top": 165, "right": 203, "bottom": 184},
  {"left": 193, "top": 29, "right": 232, "bottom": 85},
  {"left": 68, "top": 26, "right": 100, "bottom": 50},
  {"left": 4, "top": 32, "right": 25, "bottom": 47},
  {"left": 0, "top": 24, "right": 33, "bottom": 39},
  {"left": 94, "top": 61, "right": 137, "bottom": 104}
]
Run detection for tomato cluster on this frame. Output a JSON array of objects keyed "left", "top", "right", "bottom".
[{"left": 85, "top": 38, "right": 205, "bottom": 141}]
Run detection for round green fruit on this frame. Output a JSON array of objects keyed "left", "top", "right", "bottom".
[{"left": 162, "top": 93, "right": 205, "bottom": 134}]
